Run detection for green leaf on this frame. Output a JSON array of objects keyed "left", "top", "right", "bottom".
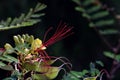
[
  {"left": 75, "top": 7, "right": 85, "bottom": 12},
  {"left": 83, "top": 0, "right": 95, "bottom": 6},
  {"left": 72, "top": 0, "right": 81, "bottom": 5},
  {"left": 44, "top": 67, "right": 60, "bottom": 79},
  {"left": 0, "top": 3, "right": 46, "bottom": 31},
  {"left": 99, "top": 29, "right": 119, "bottom": 35},
  {"left": 10, "top": 17, "right": 18, "bottom": 25},
  {"left": 115, "top": 54, "right": 120, "bottom": 62},
  {"left": 91, "top": 11, "right": 109, "bottom": 19},
  {"left": 95, "top": 19, "right": 114, "bottom": 27},
  {"left": 89, "top": 22, "right": 95, "bottom": 27},
  {"left": 0, "top": 54, "right": 18, "bottom": 66},
  {"left": 82, "top": 13, "right": 91, "bottom": 19},
  {"left": 3, "top": 55, "right": 18, "bottom": 63},
  {"left": 95, "top": 61, "right": 104, "bottom": 67},
  {"left": 0, "top": 65, "right": 14, "bottom": 71},
  {"left": 0, "top": 56, "right": 13, "bottom": 62},
  {"left": 34, "top": 3, "right": 47, "bottom": 12},
  {"left": 82, "top": 70, "right": 89, "bottom": 75},
  {"left": 17, "top": 13, "right": 25, "bottom": 23},
  {"left": 87, "top": 5, "right": 101, "bottom": 13},
  {"left": 31, "top": 13, "right": 45, "bottom": 18},
  {"left": 104, "top": 51, "right": 115, "bottom": 59},
  {"left": 5, "top": 17, "right": 12, "bottom": 26},
  {"left": 70, "top": 71, "right": 82, "bottom": 78},
  {"left": 62, "top": 72, "right": 80, "bottom": 80},
  {"left": 0, "top": 61, "right": 6, "bottom": 66}
]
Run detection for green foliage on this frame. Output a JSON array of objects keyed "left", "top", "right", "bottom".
[
  {"left": 0, "top": 3, "right": 46, "bottom": 31},
  {"left": 104, "top": 51, "right": 120, "bottom": 62},
  {"left": 62, "top": 62, "right": 102, "bottom": 80},
  {"left": 72, "top": 0, "right": 118, "bottom": 35},
  {"left": 73, "top": 0, "right": 120, "bottom": 80},
  {"left": 0, "top": 50, "right": 18, "bottom": 71}
]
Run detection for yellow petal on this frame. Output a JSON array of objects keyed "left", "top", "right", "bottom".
[
  {"left": 4, "top": 43, "right": 13, "bottom": 50},
  {"left": 31, "top": 38, "right": 42, "bottom": 51}
]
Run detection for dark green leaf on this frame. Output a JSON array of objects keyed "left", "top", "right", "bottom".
[
  {"left": 99, "top": 29, "right": 119, "bottom": 35},
  {"left": 89, "top": 22, "right": 95, "bottom": 27},
  {"left": 34, "top": 3, "right": 47, "bottom": 12},
  {"left": 83, "top": 0, "right": 95, "bottom": 6},
  {"left": 31, "top": 13, "right": 45, "bottom": 18},
  {"left": 95, "top": 61, "right": 104, "bottom": 67},
  {"left": 82, "top": 13, "right": 91, "bottom": 19},
  {"left": 75, "top": 7, "right": 85, "bottom": 12},
  {"left": 70, "top": 71, "right": 82, "bottom": 78},
  {"left": 87, "top": 5, "right": 101, "bottom": 13},
  {"left": 104, "top": 51, "right": 115, "bottom": 59},
  {"left": 95, "top": 19, "right": 114, "bottom": 27},
  {"left": 72, "top": 0, "right": 81, "bottom": 5},
  {"left": 115, "top": 54, "right": 120, "bottom": 62},
  {"left": 91, "top": 11, "right": 109, "bottom": 19},
  {"left": 0, "top": 56, "right": 13, "bottom": 62}
]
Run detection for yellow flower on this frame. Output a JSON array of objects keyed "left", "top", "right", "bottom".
[{"left": 31, "top": 38, "right": 46, "bottom": 54}]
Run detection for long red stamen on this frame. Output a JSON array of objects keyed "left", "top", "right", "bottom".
[
  {"left": 43, "top": 22, "right": 73, "bottom": 47},
  {"left": 43, "top": 27, "right": 53, "bottom": 42},
  {"left": 35, "top": 22, "right": 73, "bottom": 65}
]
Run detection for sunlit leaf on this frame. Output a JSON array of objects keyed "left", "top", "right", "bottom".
[{"left": 44, "top": 67, "right": 60, "bottom": 79}]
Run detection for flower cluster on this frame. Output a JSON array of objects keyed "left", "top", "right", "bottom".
[{"left": 0, "top": 23, "right": 73, "bottom": 80}]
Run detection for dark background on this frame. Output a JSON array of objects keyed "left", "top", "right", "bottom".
[{"left": 0, "top": 0, "right": 120, "bottom": 79}]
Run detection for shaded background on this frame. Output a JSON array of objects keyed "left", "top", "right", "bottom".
[{"left": 0, "top": 0, "right": 120, "bottom": 79}]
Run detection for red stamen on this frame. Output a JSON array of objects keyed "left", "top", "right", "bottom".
[
  {"left": 43, "top": 22, "right": 73, "bottom": 47},
  {"left": 37, "top": 50, "right": 50, "bottom": 63},
  {"left": 43, "top": 27, "right": 53, "bottom": 42},
  {"left": 35, "top": 22, "right": 73, "bottom": 65}
]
